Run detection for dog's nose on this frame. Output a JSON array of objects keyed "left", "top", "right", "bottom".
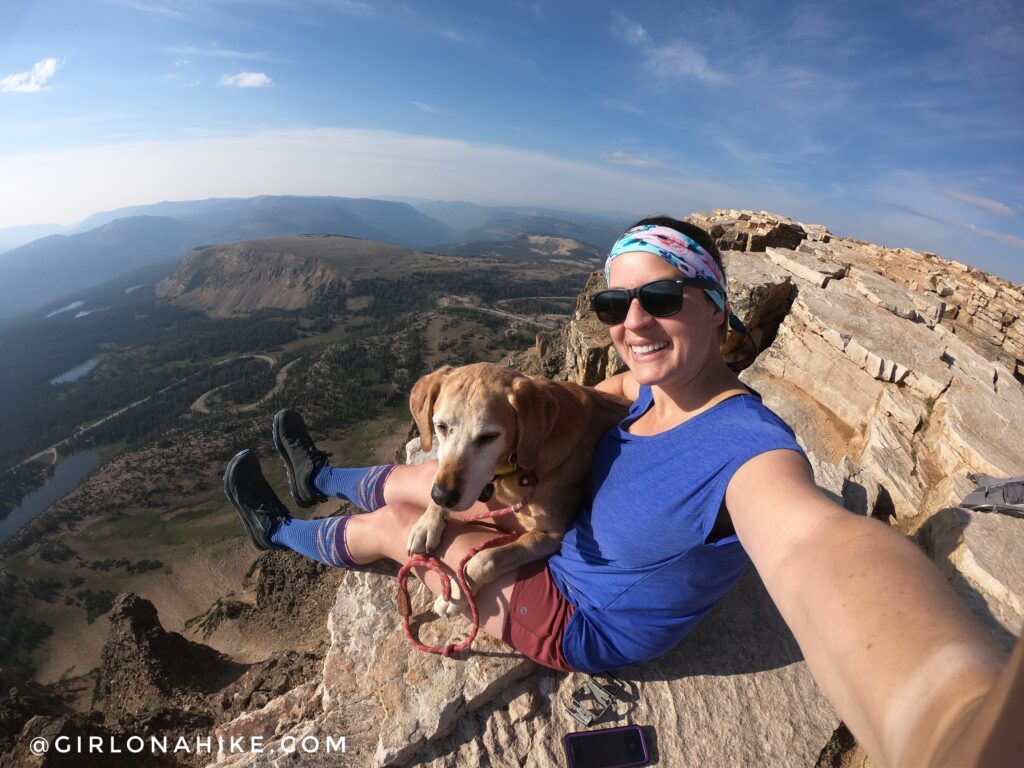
[{"left": 431, "top": 484, "right": 460, "bottom": 509}]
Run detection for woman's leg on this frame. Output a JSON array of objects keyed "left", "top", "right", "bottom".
[
  {"left": 226, "top": 449, "right": 514, "bottom": 641},
  {"left": 345, "top": 502, "right": 517, "bottom": 639}
]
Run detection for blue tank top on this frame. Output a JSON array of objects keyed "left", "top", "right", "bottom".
[{"left": 547, "top": 386, "right": 805, "bottom": 672}]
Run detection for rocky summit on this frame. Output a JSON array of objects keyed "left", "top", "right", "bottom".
[
  {"left": 198, "top": 210, "right": 1024, "bottom": 767},
  {"left": 8, "top": 210, "right": 1022, "bottom": 767}
]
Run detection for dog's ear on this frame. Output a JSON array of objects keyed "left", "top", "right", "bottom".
[
  {"left": 410, "top": 366, "right": 453, "bottom": 452},
  {"left": 509, "top": 376, "right": 560, "bottom": 471}
]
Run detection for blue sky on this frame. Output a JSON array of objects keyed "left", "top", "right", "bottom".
[{"left": 1, "top": 0, "right": 1022, "bottom": 280}]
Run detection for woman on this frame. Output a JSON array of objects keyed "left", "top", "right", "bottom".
[{"left": 225, "top": 217, "right": 1021, "bottom": 765}]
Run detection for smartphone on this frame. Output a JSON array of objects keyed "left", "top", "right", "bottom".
[{"left": 563, "top": 725, "right": 650, "bottom": 768}]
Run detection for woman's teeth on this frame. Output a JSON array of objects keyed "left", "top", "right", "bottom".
[{"left": 630, "top": 341, "right": 668, "bottom": 355}]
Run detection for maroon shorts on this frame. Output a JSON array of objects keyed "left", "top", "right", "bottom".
[{"left": 502, "top": 559, "right": 577, "bottom": 672}]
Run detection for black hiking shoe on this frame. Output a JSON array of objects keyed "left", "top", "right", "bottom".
[
  {"left": 224, "top": 449, "right": 291, "bottom": 551},
  {"left": 272, "top": 408, "right": 329, "bottom": 508}
]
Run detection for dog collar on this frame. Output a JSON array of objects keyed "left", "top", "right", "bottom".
[
  {"left": 494, "top": 454, "right": 538, "bottom": 487},
  {"left": 478, "top": 456, "right": 537, "bottom": 502},
  {"left": 493, "top": 456, "right": 519, "bottom": 477}
]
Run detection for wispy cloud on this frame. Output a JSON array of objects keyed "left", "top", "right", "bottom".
[
  {"left": 436, "top": 27, "right": 466, "bottom": 43},
  {"left": 602, "top": 97, "right": 645, "bottom": 116},
  {"left": 943, "top": 188, "right": 1015, "bottom": 218},
  {"left": 0, "top": 58, "right": 63, "bottom": 94},
  {"left": 166, "top": 44, "right": 277, "bottom": 61},
  {"left": 715, "top": 136, "right": 786, "bottom": 168},
  {"left": 519, "top": 1, "right": 545, "bottom": 22},
  {"left": 891, "top": 203, "right": 1024, "bottom": 251},
  {"left": 900, "top": 0, "right": 1024, "bottom": 57},
  {"left": 220, "top": 72, "right": 273, "bottom": 88},
  {"left": 610, "top": 10, "right": 648, "bottom": 46},
  {"left": 644, "top": 42, "right": 726, "bottom": 85},
  {"left": 324, "top": 0, "right": 376, "bottom": 17},
  {"left": 409, "top": 101, "right": 442, "bottom": 114},
  {"left": 105, "top": 0, "right": 186, "bottom": 18},
  {"left": 610, "top": 12, "right": 724, "bottom": 85},
  {"left": 605, "top": 150, "right": 660, "bottom": 168},
  {"left": 968, "top": 224, "right": 1024, "bottom": 249},
  {"left": 848, "top": 169, "right": 1024, "bottom": 277}
]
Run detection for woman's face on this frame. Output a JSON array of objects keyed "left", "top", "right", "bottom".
[{"left": 606, "top": 251, "right": 725, "bottom": 391}]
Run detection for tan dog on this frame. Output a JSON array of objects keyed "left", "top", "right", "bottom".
[{"left": 406, "top": 362, "right": 629, "bottom": 613}]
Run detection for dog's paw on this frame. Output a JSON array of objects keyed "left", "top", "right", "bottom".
[
  {"left": 406, "top": 508, "right": 447, "bottom": 554},
  {"left": 432, "top": 580, "right": 464, "bottom": 617},
  {"left": 464, "top": 552, "right": 498, "bottom": 590}
]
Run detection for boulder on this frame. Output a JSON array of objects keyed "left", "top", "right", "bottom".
[
  {"left": 765, "top": 246, "right": 847, "bottom": 288},
  {"left": 208, "top": 566, "right": 535, "bottom": 768},
  {"left": 921, "top": 507, "right": 1024, "bottom": 651},
  {"left": 416, "top": 569, "right": 838, "bottom": 767}
]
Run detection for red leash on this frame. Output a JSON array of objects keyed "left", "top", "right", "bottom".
[{"left": 396, "top": 486, "right": 536, "bottom": 657}]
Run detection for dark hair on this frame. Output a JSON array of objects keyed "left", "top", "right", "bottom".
[{"left": 627, "top": 215, "right": 726, "bottom": 284}]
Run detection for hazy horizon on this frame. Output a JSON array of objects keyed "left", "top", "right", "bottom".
[{"left": 2, "top": 0, "right": 1022, "bottom": 281}]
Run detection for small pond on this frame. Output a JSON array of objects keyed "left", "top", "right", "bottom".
[{"left": 0, "top": 450, "right": 101, "bottom": 544}]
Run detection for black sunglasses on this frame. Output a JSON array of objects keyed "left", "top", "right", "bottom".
[{"left": 590, "top": 277, "right": 722, "bottom": 325}]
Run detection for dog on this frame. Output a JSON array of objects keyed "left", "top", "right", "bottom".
[{"left": 405, "top": 362, "right": 629, "bottom": 613}]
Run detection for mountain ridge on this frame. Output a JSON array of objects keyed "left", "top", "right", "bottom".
[
  {"left": 0, "top": 196, "right": 627, "bottom": 320},
  {"left": 156, "top": 233, "right": 605, "bottom": 317}
]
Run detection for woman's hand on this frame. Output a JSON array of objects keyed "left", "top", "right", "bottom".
[{"left": 928, "top": 633, "right": 1024, "bottom": 766}]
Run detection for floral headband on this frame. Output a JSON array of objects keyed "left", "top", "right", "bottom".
[{"left": 605, "top": 224, "right": 727, "bottom": 310}]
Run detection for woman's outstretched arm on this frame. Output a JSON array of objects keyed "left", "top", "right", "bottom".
[{"left": 726, "top": 449, "right": 1020, "bottom": 766}]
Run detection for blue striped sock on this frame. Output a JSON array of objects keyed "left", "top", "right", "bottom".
[
  {"left": 312, "top": 464, "right": 396, "bottom": 511},
  {"left": 267, "top": 515, "right": 361, "bottom": 567}
]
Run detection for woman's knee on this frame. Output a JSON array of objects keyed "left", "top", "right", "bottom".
[
  {"left": 377, "top": 501, "right": 426, "bottom": 534},
  {"left": 385, "top": 461, "right": 437, "bottom": 508}
]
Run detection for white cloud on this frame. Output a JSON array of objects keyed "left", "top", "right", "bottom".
[
  {"left": 409, "top": 101, "right": 442, "bottom": 114},
  {"left": 967, "top": 223, "right": 1024, "bottom": 249},
  {"left": 644, "top": 42, "right": 726, "bottom": 85},
  {"left": 105, "top": 0, "right": 186, "bottom": 18},
  {"left": 326, "top": 0, "right": 376, "bottom": 17},
  {"left": 611, "top": 11, "right": 648, "bottom": 45},
  {"left": 602, "top": 97, "right": 645, "bottom": 116},
  {"left": 166, "top": 45, "right": 276, "bottom": 61},
  {"left": 605, "top": 151, "right": 659, "bottom": 168},
  {"left": 437, "top": 27, "right": 467, "bottom": 43},
  {"left": 869, "top": 171, "right": 1024, "bottom": 261},
  {"left": 610, "top": 13, "right": 724, "bottom": 85},
  {"left": 0, "top": 58, "right": 62, "bottom": 94},
  {"left": 942, "top": 188, "right": 1015, "bottom": 218},
  {"left": 220, "top": 72, "right": 273, "bottom": 88}
]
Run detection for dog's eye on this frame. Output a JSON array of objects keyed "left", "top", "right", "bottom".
[
  {"left": 435, "top": 423, "right": 448, "bottom": 436},
  {"left": 477, "top": 433, "right": 499, "bottom": 444}
]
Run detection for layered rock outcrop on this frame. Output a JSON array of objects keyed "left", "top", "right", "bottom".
[
  {"left": 200, "top": 210, "right": 1023, "bottom": 766},
  {"left": 688, "top": 209, "right": 1024, "bottom": 381}
]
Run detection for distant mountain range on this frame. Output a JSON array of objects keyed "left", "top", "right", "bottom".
[{"left": 0, "top": 196, "right": 627, "bottom": 320}]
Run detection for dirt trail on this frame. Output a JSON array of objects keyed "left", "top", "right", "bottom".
[
  {"left": 438, "top": 296, "right": 558, "bottom": 329},
  {"left": 191, "top": 357, "right": 298, "bottom": 415}
]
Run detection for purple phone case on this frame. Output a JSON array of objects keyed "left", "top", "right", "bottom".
[{"left": 563, "top": 725, "right": 650, "bottom": 768}]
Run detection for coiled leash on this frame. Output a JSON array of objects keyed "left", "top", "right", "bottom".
[{"left": 396, "top": 470, "right": 538, "bottom": 657}]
